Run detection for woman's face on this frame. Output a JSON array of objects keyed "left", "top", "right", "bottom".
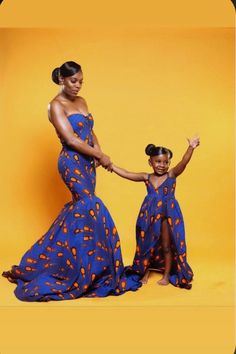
[
  {"left": 149, "top": 153, "right": 170, "bottom": 175},
  {"left": 61, "top": 70, "right": 83, "bottom": 97}
]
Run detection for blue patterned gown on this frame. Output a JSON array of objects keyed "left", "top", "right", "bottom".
[
  {"left": 125, "top": 174, "right": 193, "bottom": 289},
  {"left": 6, "top": 113, "right": 141, "bottom": 301}
]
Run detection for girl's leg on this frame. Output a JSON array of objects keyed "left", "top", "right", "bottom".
[
  {"left": 141, "top": 270, "right": 150, "bottom": 284},
  {"left": 157, "top": 219, "right": 172, "bottom": 285}
]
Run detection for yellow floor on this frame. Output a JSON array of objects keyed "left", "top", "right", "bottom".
[
  {"left": 0, "top": 258, "right": 234, "bottom": 353},
  {"left": 0, "top": 307, "right": 234, "bottom": 354}
]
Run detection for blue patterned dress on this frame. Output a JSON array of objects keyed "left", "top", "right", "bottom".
[
  {"left": 126, "top": 174, "right": 193, "bottom": 289},
  {"left": 6, "top": 113, "right": 141, "bottom": 301}
]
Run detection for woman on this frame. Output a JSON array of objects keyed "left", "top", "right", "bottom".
[{"left": 2, "top": 61, "right": 141, "bottom": 301}]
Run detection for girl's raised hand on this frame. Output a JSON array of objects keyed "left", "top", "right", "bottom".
[{"left": 187, "top": 136, "right": 200, "bottom": 149}]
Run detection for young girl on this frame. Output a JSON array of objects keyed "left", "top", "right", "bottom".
[{"left": 111, "top": 136, "right": 200, "bottom": 289}]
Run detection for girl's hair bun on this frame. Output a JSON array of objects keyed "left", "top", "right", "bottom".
[
  {"left": 167, "top": 149, "right": 173, "bottom": 159},
  {"left": 145, "top": 144, "right": 173, "bottom": 159},
  {"left": 51, "top": 67, "right": 60, "bottom": 85},
  {"left": 145, "top": 144, "right": 156, "bottom": 156}
]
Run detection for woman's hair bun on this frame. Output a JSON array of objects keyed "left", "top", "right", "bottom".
[
  {"left": 51, "top": 61, "right": 82, "bottom": 85},
  {"left": 51, "top": 67, "right": 60, "bottom": 85},
  {"left": 145, "top": 144, "right": 156, "bottom": 156}
]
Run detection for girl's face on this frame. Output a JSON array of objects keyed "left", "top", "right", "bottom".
[
  {"left": 60, "top": 71, "right": 83, "bottom": 98},
  {"left": 149, "top": 153, "right": 170, "bottom": 175}
]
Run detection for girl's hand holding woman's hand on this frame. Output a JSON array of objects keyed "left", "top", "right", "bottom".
[
  {"left": 106, "top": 163, "right": 113, "bottom": 172},
  {"left": 99, "top": 153, "right": 112, "bottom": 169}
]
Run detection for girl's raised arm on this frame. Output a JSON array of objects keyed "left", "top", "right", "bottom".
[
  {"left": 169, "top": 136, "right": 200, "bottom": 178},
  {"left": 112, "top": 164, "right": 148, "bottom": 182}
]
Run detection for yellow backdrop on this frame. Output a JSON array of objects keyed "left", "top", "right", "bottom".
[
  {"left": 0, "top": 27, "right": 234, "bottom": 264},
  {"left": 0, "top": 1, "right": 234, "bottom": 353}
]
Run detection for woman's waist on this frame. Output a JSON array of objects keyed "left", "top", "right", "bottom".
[
  {"left": 58, "top": 148, "right": 96, "bottom": 177},
  {"left": 59, "top": 146, "right": 94, "bottom": 161},
  {"left": 60, "top": 138, "right": 93, "bottom": 150}
]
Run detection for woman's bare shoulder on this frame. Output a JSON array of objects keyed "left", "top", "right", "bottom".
[
  {"left": 48, "top": 97, "right": 64, "bottom": 121},
  {"left": 77, "top": 96, "right": 88, "bottom": 108},
  {"left": 49, "top": 95, "right": 62, "bottom": 108},
  {"left": 77, "top": 95, "right": 86, "bottom": 103}
]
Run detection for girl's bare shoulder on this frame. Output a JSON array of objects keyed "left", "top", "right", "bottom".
[{"left": 167, "top": 168, "right": 175, "bottom": 178}]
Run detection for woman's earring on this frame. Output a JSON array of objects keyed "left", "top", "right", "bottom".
[{"left": 59, "top": 76, "right": 64, "bottom": 85}]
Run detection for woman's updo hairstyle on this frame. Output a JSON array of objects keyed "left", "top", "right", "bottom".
[
  {"left": 145, "top": 144, "right": 173, "bottom": 159},
  {"left": 51, "top": 61, "right": 82, "bottom": 85}
]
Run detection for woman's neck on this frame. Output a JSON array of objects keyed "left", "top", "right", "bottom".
[{"left": 60, "top": 89, "right": 76, "bottom": 101}]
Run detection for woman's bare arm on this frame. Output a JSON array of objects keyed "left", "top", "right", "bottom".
[
  {"left": 92, "top": 130, "right": 102, "bottom": 151},
  {"left": 48, "top": 101, "right": 103, "bottom": 159}
]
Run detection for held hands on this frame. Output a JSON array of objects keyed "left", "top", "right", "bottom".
[
  {"left": 94, "top": 159, "right": 101, "bottom": 168},
  {"left": 187, "top": 136, "right": 200, "bottom": 149},
  {"left": 98, "top": 153, "right": 112, "bottom": 170},
  {"left": 93, "top": 143, "right": 112, "bottom": 170}
]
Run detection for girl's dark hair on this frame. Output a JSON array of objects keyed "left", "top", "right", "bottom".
[
  {"left": 51, "top": 61, "right": 82, "bottom": 85},
  {"left": 145, "top": 144, "right": 173, "bottom": 159}
]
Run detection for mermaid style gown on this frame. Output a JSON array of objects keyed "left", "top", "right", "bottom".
[
  {"left": 126, "top": 175, "right": 193, "bottom": 289},
  {"left": 4, "top": 113, "right": 141, "bottom": 301}
]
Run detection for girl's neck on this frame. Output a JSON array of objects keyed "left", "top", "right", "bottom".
[{"left": 154, "top": 171, "right": 168, "bottom": 177}]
